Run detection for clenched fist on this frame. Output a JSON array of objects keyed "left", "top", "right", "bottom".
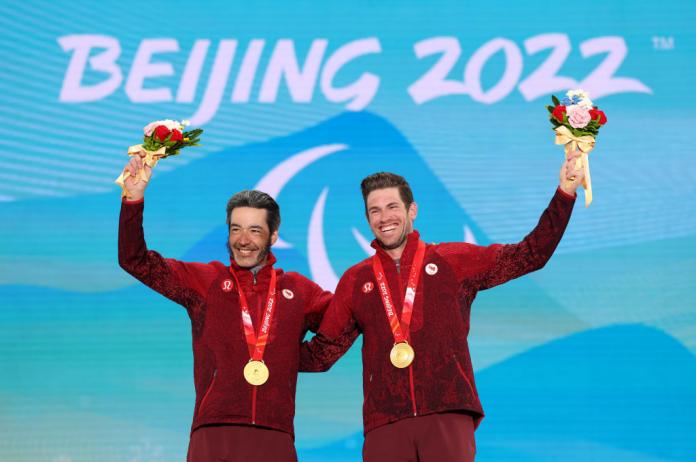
[
  {"left": 559, "top": 150, "right": 585, "bottom": 196},
  {"left": 121, "top": 154, "right": 152, "bottom": 201}
]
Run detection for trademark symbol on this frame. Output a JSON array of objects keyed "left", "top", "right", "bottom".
[{"left": 652, "top": 36, "right": 674, "bottom": 50}]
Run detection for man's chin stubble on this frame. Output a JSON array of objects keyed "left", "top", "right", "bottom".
[
  {"left": 377, "top": 235, "right": 408, "bottom": 251},
  {"left": 227, "top": 242, "right": 271, "bottom": 268}
]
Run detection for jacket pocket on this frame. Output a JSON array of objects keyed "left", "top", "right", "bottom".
[
  {"left": 453, "top": 354, "right": 478, "bottom": 398},
  {"left": 363, "top": 372, "right": 374, "bottom": 410},
  {"left": 199, "top": 369, "right": 217, "bottom": 409}
]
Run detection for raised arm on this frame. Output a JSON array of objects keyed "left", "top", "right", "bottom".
[
  {"left": 440, "top": 151, "right": 583, "bottom": 290},
  {"left": 477, "top": 150, "right": 584, "bottom": 289},
  {"left": 118, "top": 154, "right": 216, "bottom": 311}
]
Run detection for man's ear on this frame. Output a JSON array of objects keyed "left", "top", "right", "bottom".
[
  {"left": 408, "top": 202, "right": 418, "bottom": 221},
  {"left": 270, "top": 230, "right": 279, "bottom": 246}
]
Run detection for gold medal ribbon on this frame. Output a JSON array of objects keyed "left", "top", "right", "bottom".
[
  {"left": 114, "top": 144, "right": 167, "bottom": 197},
  {"left": 372, "top": 240, "right": 426, "bottom": 368},
  {"left": 230, "top": 268, "right": 277, "bottom": 386},
  {"left": 554, "top": 126, "right": 595, "bottom": 207}
]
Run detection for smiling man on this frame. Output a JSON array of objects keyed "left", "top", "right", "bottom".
[
  {"left": 299, "top": 152, "right": 585, "bottom": 461},
  {"left": 118, "top": 154, "right": 331, "bottom": 462}
]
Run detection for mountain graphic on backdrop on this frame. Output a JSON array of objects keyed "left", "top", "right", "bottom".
[{"left": 299, "top": 324, "right": 696, "bottom": 462}]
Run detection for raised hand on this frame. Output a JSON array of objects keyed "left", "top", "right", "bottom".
[
  {"left": 122, "top": 153, "right": 152, "bottom": 201},
  {"left": 559, "top": 149, "right": 585, "bottom": 196}
]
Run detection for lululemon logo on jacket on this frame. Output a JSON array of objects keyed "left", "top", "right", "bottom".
[
  {"left": 362, "top": 281, "right": 374, "bottom": 293},
  {"left": 282, "top": 289, "right": 294, "bottom": 299},
  {"left": 221, "top": 279, "right": 234, "bottom": 292},
  {"left": 425, "top": 263, "right": 438, "bottom": 275}
]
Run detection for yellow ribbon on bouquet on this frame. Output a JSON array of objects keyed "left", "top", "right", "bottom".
[
  {"left": 114, "top": 145, "right": 167, "bottom": 197},
  {"left": 554, "top": 126, "right": 595, "bottom": 207}
]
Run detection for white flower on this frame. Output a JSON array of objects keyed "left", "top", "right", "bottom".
[
  {"left": 566, "top": 89, "right": 589, "bottom": 100},
  {"left": 159, "top": 119, "right": 183, "bottom": 130},
  {"left": 566, "top": 89, "right": 593, "bottom": 108},
  {"left": 577, "top": 97, "right": 593, "bottom": 108},
  {"left": 143, "top": 119, "right": 191, "bottom": 136},
  {"left": 143, "top": 119, "right": 184, "bottom": 136}
]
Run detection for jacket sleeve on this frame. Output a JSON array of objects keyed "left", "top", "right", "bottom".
[
  {"left": 302, "top": 279, "right": 334, "bottom": 334},
  {"left": 299, "top": 271, "right": 360, "bottom": 372},
  {"left": 118, "top": 199, "right": 217, "bottom": 315},
  {"left": 438, "top": 187, "right": 576, "bottom": 290}
]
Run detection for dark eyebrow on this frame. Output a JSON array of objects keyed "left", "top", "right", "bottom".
[
  {"left": 368, "top": 201, "right": 400, "bottom": 213},
  {"left": 229, "top": 223, "right": 265, "bottom": 230}
]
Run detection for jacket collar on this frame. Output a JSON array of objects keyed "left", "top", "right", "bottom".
[
  {"left": 228, "top": 251, "right": 278, "bottom": 291},
  {"left": 371, "top": 230, "right": 421, "bottom": 266}
]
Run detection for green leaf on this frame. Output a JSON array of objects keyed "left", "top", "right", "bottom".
[
  {"left": 552, "top": 95, "right": 560, "bottom": 106},
  {"left": 546, "top": 105, "right": 555, "bottom": 113}
]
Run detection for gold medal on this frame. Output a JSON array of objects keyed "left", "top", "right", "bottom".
[
  {"left": 243, "top": 360, "right": 269, "bottom": 385},
  {"left": 390, "top": 342, "right": 415, "bottom": 368}
]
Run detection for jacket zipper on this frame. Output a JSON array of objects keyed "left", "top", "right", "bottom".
[
  {"left": 251, "top": 385, "right": 258, "bottom": 424},
  {"left": 250, "top": 271, "right": 258, "bottom": 424},
  {"left": 408, "top": 365, "right": 417, "bottom": 416},
  {"left": 396, "top": 263, "right": 418, "bottom": 416}
]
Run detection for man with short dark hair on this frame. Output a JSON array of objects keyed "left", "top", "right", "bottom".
[
  {"left": 118, "top": 154, "right": 331, "bottom": 462},
  {"left": 300, "top": 152, "right": 585, "bottom": 461}
]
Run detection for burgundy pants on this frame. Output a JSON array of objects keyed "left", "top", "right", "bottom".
[
  {"left": 363, "top": 412, "right": 476, "bottom": 462},
  {"left": 187, "top": 425, "right": 297, "bottom": 462}
]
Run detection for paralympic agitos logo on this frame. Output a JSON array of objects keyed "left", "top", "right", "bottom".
[
  {"left": 58, "top": 34, "right": 651, "bottom": 125},
  {"left": 179, "top": 111, "right": 487, "bottom": 291}
]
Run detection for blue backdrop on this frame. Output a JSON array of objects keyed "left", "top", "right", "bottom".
[{"left": 1, "top": 1, "right": 695, "bottom": 461}]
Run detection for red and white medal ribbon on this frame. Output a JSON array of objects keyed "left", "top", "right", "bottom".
[
  {"left": 371, "top": 240, "right": 426, "bottom": 368},
  {"left": 230, "top": 268, "right": 277, "bottom": 385}
]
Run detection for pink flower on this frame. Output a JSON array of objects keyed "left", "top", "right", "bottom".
[
  {"left": 567, "top": 105, "right": 591, "bottom": 129},
  {"left": 143, "top": 121, "right": 159, "bottom": 137}
]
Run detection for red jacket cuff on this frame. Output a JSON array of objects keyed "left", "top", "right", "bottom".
[{"left": 556, "top": 186, "right": 576, "bottom": 201}]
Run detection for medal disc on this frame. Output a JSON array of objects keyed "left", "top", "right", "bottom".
[
  {"left": 243, "top": 360, "right": 270, "bottom": 385},
  {"left": 390, "top": 342, "right": 415, "bottom": 368}
]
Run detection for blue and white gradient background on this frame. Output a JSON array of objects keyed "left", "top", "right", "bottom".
[{"left": 1, "top": 1, "right": 695, "bottom": 461}]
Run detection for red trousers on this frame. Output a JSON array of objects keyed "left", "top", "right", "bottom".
[
  {"left": 187, "top": 425, "right": 297, "bottom": 462},
  {"left": 363, "top": 412, "right": 476, "bottom": 462}
]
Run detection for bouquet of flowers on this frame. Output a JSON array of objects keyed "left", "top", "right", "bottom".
[
  {"left": 547, "top": 89, "right": 607, "bottom": 207},
  {"left": 115, "top": 119, "right": 203, "bottom": 195}
]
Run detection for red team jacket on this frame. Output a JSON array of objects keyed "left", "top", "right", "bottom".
[
  {"left": 119, "top": 199, "right": 331, "bottom": 437},
  {"left": 300, "top": 188, "right": 576, "bottom": 434}
]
